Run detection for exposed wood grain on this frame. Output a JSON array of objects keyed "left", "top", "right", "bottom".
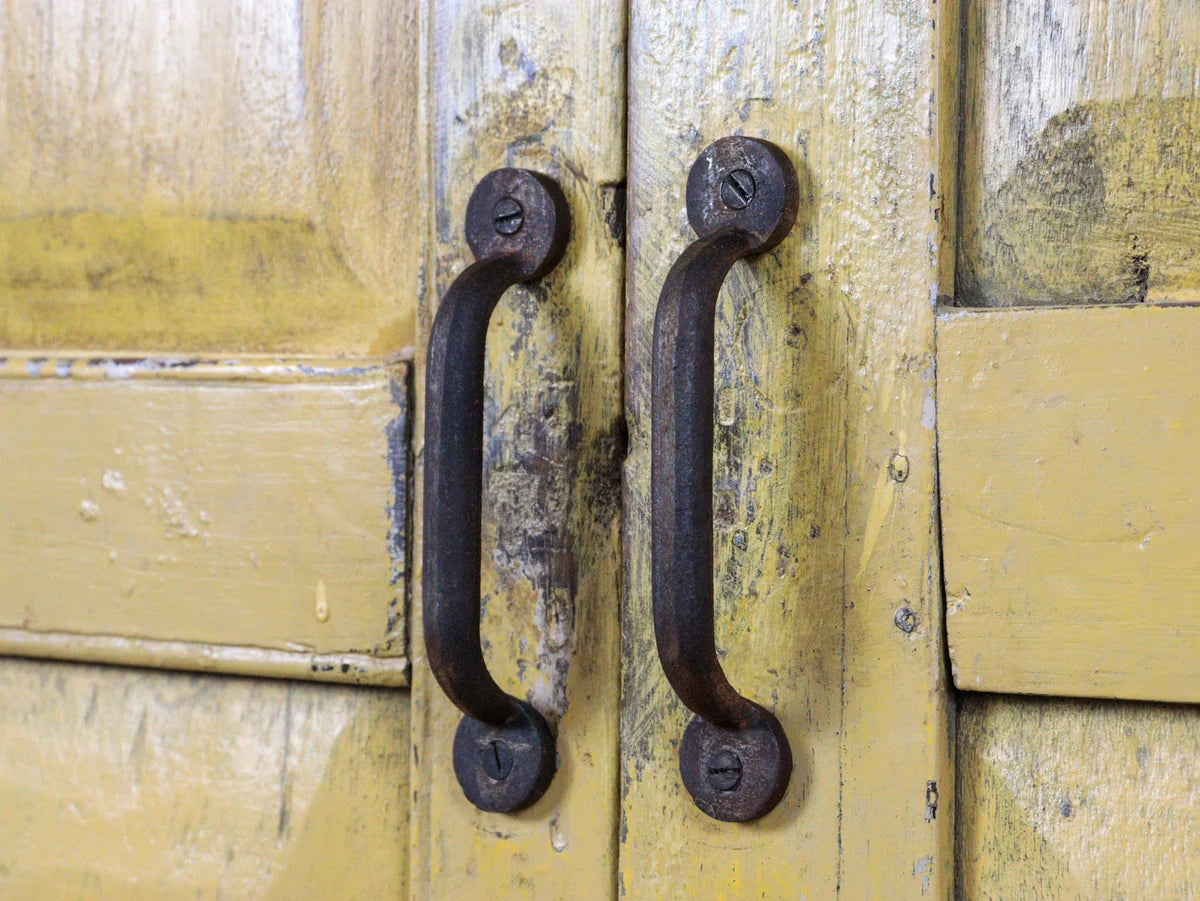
[
  {"left": 0, "top": 5, "right": 418, "bottom": 898},
  {"left": 0, "top": 354, "right": 409, "bottom": 685},
  {"left": 409, "top": 1, "right": 626, "bottom": 897},
  {"left": 622, "top": 0, "right": 955, "bottom": 896},
  {"left": 957, "top": 694, "right": 1200, "bottom": 898},
  {"left": 956, "top": 0, "right": 1200, "bottom": 307},
  {"left": 0, "top": 658, "right": 409, "bottom": 899},
  {"left": 0, "top": 0, "right": 421, "bottom": 353},
  {"left": 939, "top": 304, "right": 1200, "bottom": 703}
]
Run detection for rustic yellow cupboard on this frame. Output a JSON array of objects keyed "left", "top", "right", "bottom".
[{"left": 1, "top": 0, "right": 1198, "bottom": 898}]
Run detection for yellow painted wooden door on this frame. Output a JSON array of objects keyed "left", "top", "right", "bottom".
[
  {"left": 618, "top": 0, "right": 953, "bottom": 896},
  {"left": 5, "top": 0, "right": 1200, "bottom": 899},
  {"left": 409, "top": 0, "right": 952, "bottom": 897},
  {"left": 409, "top": 0, "right": 1200, "bottom": 897}
]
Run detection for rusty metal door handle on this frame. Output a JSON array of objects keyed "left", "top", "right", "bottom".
[
  {"left": 423, "top": 168, "right": 569, "bottom": 813},
  {"left": 651, "top": 137, "right": 799, "bottom": 822}
]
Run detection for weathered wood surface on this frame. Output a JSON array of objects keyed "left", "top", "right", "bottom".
[
  {"left": 957, "top": 0, "right": 1200, "bottom": 307},
  {"left": 0, "top": 355, "right": 410, "bottom": 685},
  {"left": 622, "top": 0, "right": 955, "bottom": 896},
  {"left": 409, "top": 1, "right": 627, "bottom": 897},
  {"left": 0, "top": 0, "right": 421, "bottom": 353},
  {"left": 940, "top": 304, "right": 1200, "bottom": 703},
  {"left": 957, "top": 694, "right": 1200, "bottom": 898},
  {"left": 945, "top": 6, "right": 1200, "bottom": 898},
  {"left": 0, "top": 4, "right": 419, "bottom": 898},
  {"left": 0, "top": 658, "right": 410, "bottom": 899}
]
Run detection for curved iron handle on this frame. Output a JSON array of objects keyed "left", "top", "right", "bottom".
[
  {"left": 423, "top": 168, "right": 569, "bottom": 813},
  {"left": 652, "top": 137, "right": 799, "bottom": 822}
]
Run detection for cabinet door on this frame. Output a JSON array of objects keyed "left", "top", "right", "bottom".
[
  {"left": 620, "top": 0, "right": 955, "bottom": 896},
  {"left": 941, "top": 1, "right": 1200, "bottom": 896},
  {"left": 0, "top": 2, "right": 419, "bottom": 895},
  {"left": 408, "top": 2, "right": 627, "bottom": 898}
]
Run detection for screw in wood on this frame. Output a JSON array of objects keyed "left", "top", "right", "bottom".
[
  {"left": 491, "top": 197, "right": 525, "bottom": 235},
  {"left": 706, "top": 749, "right": 743, "bottom": 792},
  {"left": 720, "top": 169, "right": 756, "bottom": 209},
  {"left": 480, "top": 739, "right": 514, "bottom": 780}
]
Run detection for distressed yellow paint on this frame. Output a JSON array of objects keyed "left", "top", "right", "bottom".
[
  {"left": 409, "top": 1, "right": 626, "bottom": 897},
  {"left": 939, "top": 304, "right": 1200, "bottom": 703},
  {"left": 0, "top": 3, "right": 419, "bottom": 898},
  {"left": 957, "top": 0, "right": 1200, "bottom": 307},
  {"left": 0, "top": 657, "right": 409, "bottom": 898},
  {"left": 957, "top": 694, "right": 1200, "bottom": 897},
  {"left": 0, "top": 0, "right": 421, "bottom": 354},
  {"left": 0, "top": 354, "right": 409, "bottom": 685},
  {"left": 944, "top": 7, "right": 1200, "bottom": 898},
  {"left": 621, "top": 0, "right": 955, "bottom": 896}
]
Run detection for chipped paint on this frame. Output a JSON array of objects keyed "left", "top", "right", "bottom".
[
  {"left": 315, "top": 581, "right": 330, "bottom": 624},
  {"left": 410, "top": 0, "right": 626, "bottom": 895},
  {"left": 0, "top": 357, "right": 410, "bottom": 685}
]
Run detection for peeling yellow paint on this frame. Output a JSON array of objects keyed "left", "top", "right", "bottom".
[
  {"left": 409, "top": 1, "right": 626, "bottom": 897},
  {"left": 620, "top": 0, "right": 956, "bottom": 896}
]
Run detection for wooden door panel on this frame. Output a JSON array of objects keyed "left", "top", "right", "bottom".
[
  {"left": 943, "top": 0, "right": 1200, "bottom": 895},
  {"left": 957, "top": 695, "right": 1200, "bottom": 898},
  {"left": 940, "top": 305, "right": 1200, "bottom": 703},
  {"left": 621, "top": 0, "right": 955, "bottom": 895},
  {"left": 944, "top": 0, "right": 1200, "bottom": 699},
  {"left": 1, "top": 0, "right": 424, "bottom": 682},
  {"left": 408, "top": 2, "right": 626, "bottom": 897},
  {"left": 956, "top": 0, "right": 1200, "bottom": 308},
  {"left": 1, "top": 0, "right": 421, "bottom": 355},
  {"left": 0, "top": 2, "right": 421, "bottom": 896},
  {"left": 0, "top": 658, "right": 409, "bottom": 899},
  {"left": 0, "top": 355, "right": 410, "bottom": 684}
]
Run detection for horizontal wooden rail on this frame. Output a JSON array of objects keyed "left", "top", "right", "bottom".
[{"left": 939, "top": 304, "right": 1200, "bottom": 703}]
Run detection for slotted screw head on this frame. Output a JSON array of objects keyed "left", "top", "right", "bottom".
[
  {"left": 720, "top": 169, "right": 756, "bottom": 209},
  {"left": 480, "top": 740, "right": 514, "bottom": 780},
  {"left": 492, "top": 197, "right": 525, "bottom": 235},
  {"left": 706, "top": 749, "right": 743, "bottom": 792}
]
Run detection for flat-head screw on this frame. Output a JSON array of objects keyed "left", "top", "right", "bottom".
[
  {"left": 480, "top": 739, "right": 514, "bottom": 780},
  {"left": 720, "top": 169, "right": 756, "bottom": 210},
  {"left": 706, "top": 749, "right": 743, "bottom": 792},
  {"left": 492, "top": 197, "right": 525, "bottom": 235}
]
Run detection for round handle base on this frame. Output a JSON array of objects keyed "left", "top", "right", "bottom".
[
  {"left": 452, "top": 700, "right": 556, "bottom": 813},
  {"left": 679, "top": 709, "right": 792, "bottom": 822}
]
